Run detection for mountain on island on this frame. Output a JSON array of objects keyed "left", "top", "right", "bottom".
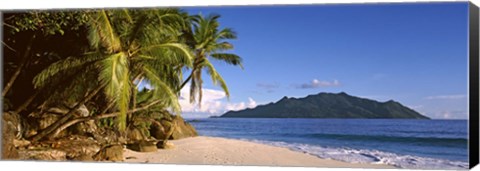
[{"left": 220, "top": 92, "right": 429, "bottom": 119}]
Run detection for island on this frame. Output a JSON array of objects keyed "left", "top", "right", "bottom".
[{"left": 220, "top": 92, "right": 429, "bottom": 119}]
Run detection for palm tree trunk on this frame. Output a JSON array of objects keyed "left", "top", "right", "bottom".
[
  {"left": 177, "top": 73, "right": 192, "bottom": 92},
  {"left": 127, "top": 74, "right": 143, "bottom": 126},
  {"left": 30, "top": 83, "right": 105, "bottom": 142},
  {"left": 13, "top": 66, "right": 95, "bottom": 118},
  {"left": 177, "top": 54, "right": 204, "bottom": 92},
  {"left": 50, "top": 99, "right": 163, "bottom": 138},
  {"left": 3, "top": 34, "right": 36, "bottom": 97}
]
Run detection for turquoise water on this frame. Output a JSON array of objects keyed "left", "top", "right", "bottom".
[{"left": 188, "top": 118, "right": 468, "bottom": 169}]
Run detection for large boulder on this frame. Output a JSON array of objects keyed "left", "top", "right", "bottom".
[
  {"left": 127, "top": 140, "right": 157, "bottom": 152},
  {"left": 69, "top": 105, "right": 97, "bottom": 136},
  {"left": 72, "top": 154, "right": 94, "bottom": 161},
  {"left": 93, "top": 128, "right": 127, "bottom": 145},
  {"left": 18, "top": 149, "right": 67, "bottom": 161},
  {"left": 50, "top": 136, "right": 101, "bottom": 160},
  {"left": 156, "top": 140, "right": 174, "bottom": 149},
  {"left": 170, "top": 115, "right": 198, "bottom": 140},
  {"left": 149, "top": 120, "right": 170, "bottom": 140},
  {"left": 126, "top": 126, "right": 146, "bottom": 143},
  {"left": 2, "top": 112, "right": 19, "bottom": 159},
  {"left": 30, "top": 104, "right": 91, "bottom": 138},
  {"left": 93, "top": 144, "right": 124, "bottom": 162}
]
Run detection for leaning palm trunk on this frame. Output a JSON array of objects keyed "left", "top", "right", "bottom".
[
  {"left": 49, "top": 99, "right": 163, "bottom": 138},
  {"left": 30, "top": 84, "right": 105, "bottom": 142}
]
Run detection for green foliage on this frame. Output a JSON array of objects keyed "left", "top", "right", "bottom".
[
  {"left": 32, "top": 52, "right": 105, "bottom": 89},
  {"left": 4, "top": 8, "right": 242, "bottom": 136},
  {"left": 81, "top": 9, "right": 194, "bottom": 130},
  {"left": 99, "top": 118, "right": 115, "bottom": 128},
  {"left": 4, "top": 11, "right": 89, "bottom": 36},
  {"left": 185, "top": 13, "right": 243, "bottom": 106}
]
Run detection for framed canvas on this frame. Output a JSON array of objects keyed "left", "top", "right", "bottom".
[{"left": 1, "top": 0, "right": 479, "bottom": 171}]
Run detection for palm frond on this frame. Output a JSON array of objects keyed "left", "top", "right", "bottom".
[
  {"left": 210, "top": 53, "right": 243, "bottom": 68},
  {"left": 142, "top": 65, "right": 181, "bottom": 114},
  {"left": 33, "top": 52, "right": 105, "bottom": 88},
  {"left": 98, "top": 52, "right": 130, "bottom": 131},
  {"left": 204, "top": 61, "right": 230, "bottom": 99},
  {"left": 139, "top": 43, "right": 194, "bottom": 67},
  {"left": 217, "top": 28, "right": 237, "bottom": 40},
  {"left": 88, "top": 10, "right": 122, "bottom": 52}
]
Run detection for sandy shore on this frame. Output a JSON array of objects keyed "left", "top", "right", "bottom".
[{"left": 123, "top": 136, "right": 396, "bottom": 169}]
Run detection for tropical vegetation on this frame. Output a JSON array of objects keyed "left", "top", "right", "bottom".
[{"left": 2, "top": 8, "right": 242, "bottom": 159}]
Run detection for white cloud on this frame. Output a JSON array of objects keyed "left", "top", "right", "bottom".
[
  {"left": 297, "top": 79, "right": 340, "bottom": 89},
  {"left": 247, "top": 97, "right": 256, "bottom": 108},
  {"left": 425, "top": 94, "right": 467, "bottom": 100},
  {"left": 178, "top": 84, "right": 257, "bottom": 115}
]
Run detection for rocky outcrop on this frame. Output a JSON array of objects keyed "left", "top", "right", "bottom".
[
  {"left": 2, "top": 112, "right": 20, "bottom": 159},
  {"left": 149, "top": 115, "right": 197, "bottom": 141},
  {"left": 69, "top": 105, "right": 97, "bottom": 136},
  {"left": 15, "top": 135, "right": 101, "bottom": 161},
  {"left": 51, "top": 136, "right": 101, "bottom": 160},
  {"left": 170, "top": 115, "right": 198, "bottom": 140},
  {"left": 18, "top": 149, "right": 67, "bottom": 161},
  {"left": 93, "top": 144, "right": 124, "bottom": 162},
  {"left": 156, "top": 140, "right": 174, "bottom": 149},
  {"left": 72, "top": 154, "right": 94, "bottom": 161},
  {"left": 149, "top": 120, "right": 171, "bottom": 140},
  {"left": 126, "top": 126, "right": 147, "bottom": 143},
  {"left": 13, "top": 139, "right": 31, "bottom": 148},
  {"left": 127, "top": 140, "right": 157, "bottom": 152},
  {"left": 26, "top": 104, "right": 93, "bottom": 139}
]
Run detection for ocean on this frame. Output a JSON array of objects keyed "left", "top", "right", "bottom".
[{"left": 187, "top": 118, "right": 468, "bottom": 169}]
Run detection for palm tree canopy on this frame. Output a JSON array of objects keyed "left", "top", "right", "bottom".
[
  {"left": 186, "top": 14, "right": 243, "bottom": 106},
  {"left": 33, "top": 9, "right": 194, "bottom": 131}
]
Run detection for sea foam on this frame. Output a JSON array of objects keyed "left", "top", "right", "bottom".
[{"left": 242, "top": 139, "right": 469, "bottom": 170}]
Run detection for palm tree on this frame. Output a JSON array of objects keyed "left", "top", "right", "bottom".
[
  {"left": 182, "top": 14, "right": 243, "bottom": 107},
  {"left": 32, "top": 8, "right": 194, "bottom": 136}
]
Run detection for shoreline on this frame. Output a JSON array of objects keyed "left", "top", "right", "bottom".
[{"left": 123, "top": 136, "right": 396, "bottom": 169}]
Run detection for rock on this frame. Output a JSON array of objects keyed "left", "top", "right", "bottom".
[
  {"left": 38, "top": 113, "right": 67, "bottom": 138},
  {"left": 72, "top": 154, "right": 94, "bottom": 161},
  {"left": 94, "top": 128, "right": 121, "bottom": 145},
  {"left": 127, "top": 140, "right": 157, "bottom": 152},
  {"left": 93, "top": 144, "right": 124, "bottom": 162},
  {"left": 156, "top": 141, "right": 174, "bottom": 149},
  {"left": 160, "top": 119, "right": 175, "bottom": 139},
  {"left": 50, "top": 136, "right": 100, "bottom": 160},
  {"left": 70, "top": 120, "right": 97, "bottom": 136},
  {"left": 126, "top": 127, "right": 146, "bottom": 143},
  {"left": 18, "top": 149, "right": 67, "bottom": 161},
  {"left": 76, "top": 104, "right": 90, "bottom": 117},
  {"left": 2, "top": 112, "right": 19, "bottom": 159},
  {"left": 13, "top": 139, "right": 31, "bottom": 148},
  {"left": 68, "top": 104, "right": 97, "bottom": 136},
  {"left": 2, "top": 111, "right": 22, "bottom": 139},
  {"left": 32, "top": 104, "right": 91, "bottom": 138},
  {"left": 149, "top": 120, "right": 168, "bottom": 140},
  {"left": 170, "top": 115, "right": 198, "bottom": 140}
]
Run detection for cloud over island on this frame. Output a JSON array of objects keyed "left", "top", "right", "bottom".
[
  {"left": 296, "top": 79, "right": 341, "bottom": 89},
  {"left": 178, "top": 84, "right": 257, "bottom": 116}
]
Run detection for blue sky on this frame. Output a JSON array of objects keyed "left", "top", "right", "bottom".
[{"left": 177, "top": 2, "right": 469, "bottom": 119}]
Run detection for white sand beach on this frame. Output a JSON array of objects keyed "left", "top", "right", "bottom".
[{"left": 123, "top": 136, "right": 396, "bottom": 169}]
